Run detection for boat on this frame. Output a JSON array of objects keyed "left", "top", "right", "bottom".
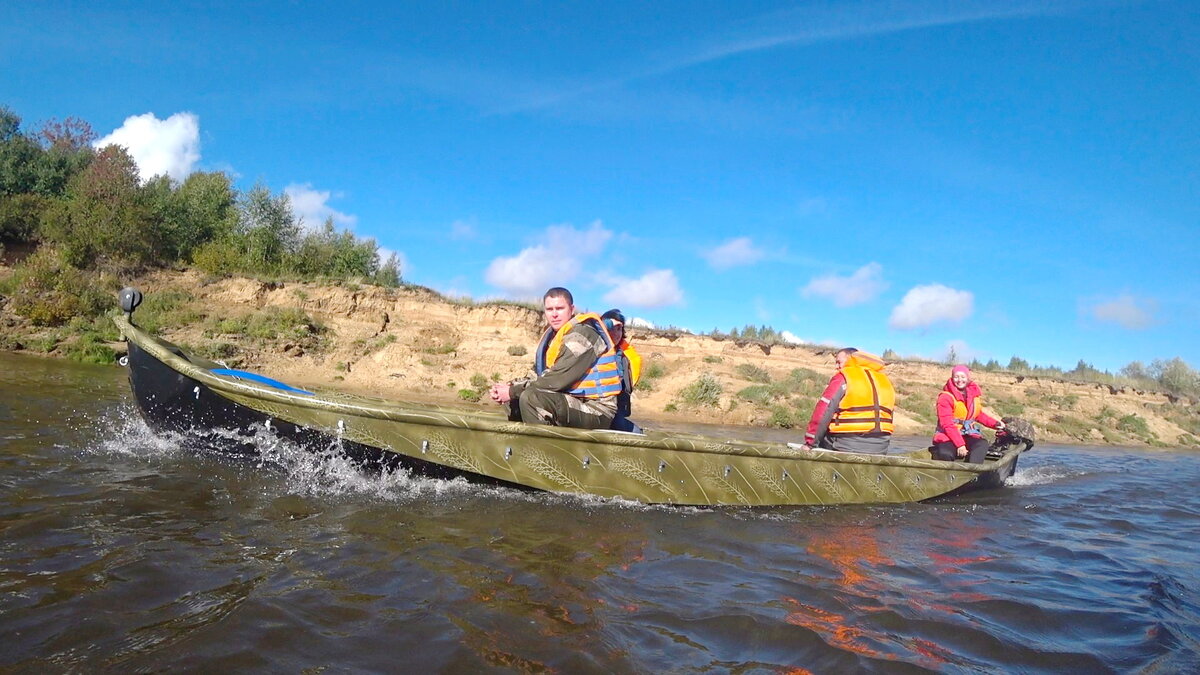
[{"left": 113, "top": 288, "right": 1035, "bottom": 506}]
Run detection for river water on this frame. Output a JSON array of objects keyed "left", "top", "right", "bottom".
[{"left": 2, "top": 352, "right": 1198, "bottom": 673}]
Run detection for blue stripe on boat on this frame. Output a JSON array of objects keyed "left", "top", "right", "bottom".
[{"left": 210, "top": 368, "right": 314, "bottom": 395}]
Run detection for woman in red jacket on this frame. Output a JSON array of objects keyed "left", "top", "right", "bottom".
[{"left": 931, "top": 365, "right": 1006, "bottom": 463}]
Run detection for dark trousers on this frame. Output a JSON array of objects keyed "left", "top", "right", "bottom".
[
  {"left": 505, "top": 388, "right": 614, "bottom": 430},
  {"left": 931, "top": 435, "right": 990, "bottom": 463}
]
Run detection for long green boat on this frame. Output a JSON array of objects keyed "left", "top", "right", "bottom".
[{"left": 114, "top": 288, "right": 1035, "bottom": 506}]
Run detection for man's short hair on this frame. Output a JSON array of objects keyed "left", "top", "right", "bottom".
[
  {"left": 837, "top": 347, "right": 858, "bottom": 356},
  {"left": 543, "top": 287, "right": 574, "bottom": 305}
]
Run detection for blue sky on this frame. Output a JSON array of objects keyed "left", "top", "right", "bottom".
[{"left": 3, "top": 1, "right": 1197, "bottom": 372}]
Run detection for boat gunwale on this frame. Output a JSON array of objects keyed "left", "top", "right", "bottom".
[{"left": 115, "top": 315, "right": 1018, "bottom": 476}]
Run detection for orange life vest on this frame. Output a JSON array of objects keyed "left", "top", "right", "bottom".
[
  {"left": 534, "top": 313, "right": 622, "bottom": 398},
  {"left": 937, "top": 391, "right": 985, "bottom": 436},
  {"left": 828, "top": 351, "right": 895, "bottom": 435}
]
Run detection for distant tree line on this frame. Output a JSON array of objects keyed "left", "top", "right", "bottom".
[
  {"left": 711, "top": 324, "right": 790, "bottom": 346},
  {"left": 706, "top": 318, "right": 1198, "bottom": 399},
  {"left": 0, "top": 104, "right": 399, "bottom": 326}
]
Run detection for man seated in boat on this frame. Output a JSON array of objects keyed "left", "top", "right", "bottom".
[
  {"left": 798, "top": 348, "right": 894, "bottom": 454},
  {"left": 600, "top": 308, "right": 643, "bottom": 433},
  {"left": 488, "top": 287, "right": 622, "bottom": 429}
]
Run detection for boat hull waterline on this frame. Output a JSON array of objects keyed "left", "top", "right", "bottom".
[{"left": 115, "top": 314, "right": 1032, "bottom": 506}]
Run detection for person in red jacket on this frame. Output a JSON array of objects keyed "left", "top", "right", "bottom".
[
  {"left": 931, "top": 365, "right": 1006, "bottom": 462},
  {"left": 800, "top": 348, "right": 895, "bottom": 455}
]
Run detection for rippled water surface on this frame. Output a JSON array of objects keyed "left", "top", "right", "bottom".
[{"left": 2, "top": 353, "right": 1199, "bottom": 673}]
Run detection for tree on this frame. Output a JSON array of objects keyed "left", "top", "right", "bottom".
[
  {"left": 1120, "top": 361, "right": 1149, "bottom": 380},
  {"left": 1151, "top": 357, "right": 1200, "bottom": 396},
  {"left": 1007, "top": 356, "right": 1030, "bottom": 372},
  {"left": 237, "top": 183, "right": 298, "bottom": 274},
  {"left": 0, "top": 107, "right": 43, "bottom": 196},
  {"left": 39, "top": 145, "right": 157, "bottom": 269},
  {"left": 371, "top": 251, "right": 401, "bottom": 287},
  {"left": 153, "top": 171, "right": 238, "bottom": 262},
  {"left": 34, "top": 117, "right": 96, "bottom": 196}
]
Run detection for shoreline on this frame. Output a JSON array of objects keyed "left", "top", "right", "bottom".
[{"left": 1, "top": 268, "right": 1197, "bottom": 450}]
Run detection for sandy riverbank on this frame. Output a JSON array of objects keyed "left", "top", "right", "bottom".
[{"left": 3, "top": 268, "right": 1197, "bottom": 448}]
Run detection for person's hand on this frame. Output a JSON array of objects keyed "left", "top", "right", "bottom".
[
  {"left": 956, "top": 445, "right": 968, "bottom": 458},
  {"left": 996, "top": 420, "right": 1006, "bottom": 431},
  {"left": 489, "top": 383, "right": 512, "bottom": 404},
  {"left": 800, "top": 444, "right": 812, "bottom": 451}
]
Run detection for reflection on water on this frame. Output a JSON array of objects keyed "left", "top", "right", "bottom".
[{"left": 2, "top": 352, "right": 1199, "bottom": 672}]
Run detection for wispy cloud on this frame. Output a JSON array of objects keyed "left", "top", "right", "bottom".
[
  {"left": 703, "top": 236, "right": 766, "bottom": 271},
  {"left": 450, "top": 219, "right": 477, "bottom": 241},
  {"left": 284, "top": 183, "right": 357, "bottom": 229},
  {"left": 94, "top": 111, "right": 199, "bottom": 182},
  {"left": 803, "top": 262, "right": 888, "bottom": 307},
  {"left": 889, "top": 284, "right": 974, "bottom": 329},
  {"left": 1088, "top": 292, "right": 1157, "bottom": 329},
  {"left": 488, "top": 1, "right": 1079, "bottom": 115}
]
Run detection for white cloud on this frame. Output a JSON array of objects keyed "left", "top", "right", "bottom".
[
  {"left": 629, "top": 316, "right": 655, "bottom": 329},
  {"left": 889, "top": 284, "right": 974, "bottom": 330},
  {"left": 484, "top": 221, "right": 612, "bottom": 298},
  {"left": 1090, "top": 293, "right": 1156, "bottom": 329},
  {"left": 802, "top": 262, "right": 887, "bottom": 307},
  {"left": 94, "top": 111, "right": 200, "bottom": 182},
  {"left": 780, "top": 330, "right": 806, "bottom": 345},
  {"left": 603, "top": 269, "right": 685, "bottom": 308},
  {"left": 284, "top": 183, "right": 358, "bottom": 229},
  {"left": 703, "top": 236, "right": 765, "bottom": 270}
]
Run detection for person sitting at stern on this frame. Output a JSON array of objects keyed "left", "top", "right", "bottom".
[
  {"left": 799, "top": 348, "right": 894, "bottom": 455},
  {"left": 489, "top": 287, "right": 622, "bottom": 430},
  {"left": 930, "top": 365, "right": 1005, "bottom": 463}
]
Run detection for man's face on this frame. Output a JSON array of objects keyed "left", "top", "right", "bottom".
[
  {"left": 544, "top": 295, "right": 574, "bottom": 331},
  {"left": 834, "top": 351, "right": 850, "bottom": 368}
]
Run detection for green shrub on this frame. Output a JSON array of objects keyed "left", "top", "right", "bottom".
[
  {"left": 135, "top": 290, "right": 199, "bottom": 333},
  {"left": 737, "top": 385, "right": 774, "bottom": 406},
  {"left": 60, "top": 333, "right": 116, "bottom": 364},
  {"left": 703, "top": 355, "right": 723, "bottom": 364},
  {"left": 507, "top": 345, "right": 527, "bottom": 357},
  {"left": 458, "top": 388, "right": 482, "bottom": 402},
  {"left": 1116, "top": 413, "right": 1152, "bottom": 438},
  {"left": 644, "top": 361, "right": 666, "bottom": 379},
  {"left": 768, "top": 405, "right": 796, "bottom": 428},
  {"left": 6, "top": 249, "right": 115, "bottom": 326},
  {"left": 1046, "top": 393, "right": 1079, "bottom": 410},
  {"left": 470, "top": 373, "right": 488, "bottom": 388},
  {"left": 735, "top": 363, "right": 771, "bottom": 383},
  {"left": 680, "top": 373, "right": 722, "bottom": 407},
  {"left": 990, "top": 395, "right": 1026, "bottom": 417}
]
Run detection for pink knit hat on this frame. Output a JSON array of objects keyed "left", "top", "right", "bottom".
[{"left": 951, "top": 365, "right": 971, "bottom": 379}]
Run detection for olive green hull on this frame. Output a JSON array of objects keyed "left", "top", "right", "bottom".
[{"left": 116, "top": 316, "right": 1030, "bottom": 506}]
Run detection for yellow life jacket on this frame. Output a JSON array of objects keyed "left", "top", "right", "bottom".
[
  {"left": 937, "top": 391, "right": 985, "bottom": 436},
  {"left": 620, "top": 340, "right": 642, "bottom": 385},
  {"left": 534, "top": 313, "right": 622, "bottom": 398},
  {"left": 828, "top": 351, "right": 895, "bottom": 435}
]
